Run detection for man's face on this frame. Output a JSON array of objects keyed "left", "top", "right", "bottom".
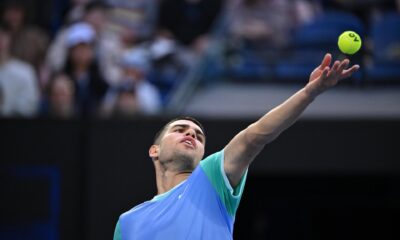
[{"left": 151, "top": 120, "right": 206, "bottom": 171}]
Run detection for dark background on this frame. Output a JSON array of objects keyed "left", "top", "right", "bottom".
[{"left": 1, "top": 118, "right": 399, "bottom": 240}]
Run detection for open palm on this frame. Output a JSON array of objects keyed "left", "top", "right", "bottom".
[{"left": 308, "top": 53, "right": 360, "bottom": 95}]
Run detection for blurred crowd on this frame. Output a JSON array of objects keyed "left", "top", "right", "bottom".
[
  {"left": 0, "top": 0, "right": 399, "bottom": 118},
  {"left": 220, "top": 0, "right": 400, "bottom": 82},
  {"left": 0, "top": 0, "right": 224, "bottom": 118}
]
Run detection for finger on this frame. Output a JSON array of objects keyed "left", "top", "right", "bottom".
[
  {"left": 337, "top": 59, "right": 350, "bottom": 73},
  {"left": 332, "top": 60, "right": 340, "bottom": 72},
  {"left": 321, "top": 66, "right": 329, "bottom": 80},
  {"left": 328, "top": 61, "right": 340, "bottom": 77},
  {"left": 341, "top": 65, "right": 360, "bottom": 79},
  {"left": 319, "top": 53, "right": 332, "bottom": 70}
]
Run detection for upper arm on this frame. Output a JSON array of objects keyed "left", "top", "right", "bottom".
[
  {"left": 223, "top": 125, "right": 266, "bottom": 187},
  {"left": 200, "top": 151, "right": 248, "bottom": 216},
  {"left": 223, "top": 86, "right": 318, "bottom": 186}
]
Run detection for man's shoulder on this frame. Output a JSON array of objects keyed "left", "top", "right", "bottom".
[
  {"left": 200, "top": 150, "right": 224, "bottom": 168},
  {"left": 120, "top": 200, "right": 153, "bottom": 220}
]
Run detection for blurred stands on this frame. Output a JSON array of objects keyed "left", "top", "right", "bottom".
[
  {"left": 366, "top": 12, "right": 400, "bottom": 83},
  {"left": 276, "top": 10, "right": 365, "bottom": 83},
  {"left": 167, "top": 1, "right": 400, "bottom": 115},
  {"left": 1, "top": 2, "right": 400, "bottom": 240},
  {"left": 0, "top": 0, "right": 399, "bottom": 118},
  {"left": 192, "top": 4, "right": 399, "bottom": 86}
]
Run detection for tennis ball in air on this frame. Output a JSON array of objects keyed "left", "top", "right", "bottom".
[{"left": 338, "top": 31, "right": 362, "bottom": 55}]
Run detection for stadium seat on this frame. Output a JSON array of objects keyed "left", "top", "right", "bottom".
[
  {"left": 276, "top": 50, "right": 363, "bottom": 83},
  {"left": 224, "top": 49, "right": 274, "bottom": 81},
  {"left": 291, "top": 11, "right": 365, "bottom": 51},
  {"left": 366, "top": 12, "right": 400, "bottom": 83},
  {"left": 276, "top": 11, "right": 365, "bottom": 82},
  {"left": 275, "top": 50, "right": 326, "bottom": 82}
]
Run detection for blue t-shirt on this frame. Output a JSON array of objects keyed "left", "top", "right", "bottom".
[{"left": 114, "top": 150, "right": 248, "bottom": 240}]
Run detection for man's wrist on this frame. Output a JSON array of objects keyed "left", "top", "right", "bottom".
[
  {"left": 304, "top": 82, "right": 325, "bottom": 100},
  {"left": 303, "top": 85, "right": 318, "bottom": 101}
]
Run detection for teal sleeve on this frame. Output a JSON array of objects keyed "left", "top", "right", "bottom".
[
  {"left": 200, "top": 150, "right": 248, "bottom": 217},
  {"left": 113, "top": 220, "right": 122, "bottom": 240}
]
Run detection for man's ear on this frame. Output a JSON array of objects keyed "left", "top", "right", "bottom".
[{"left": 149, "top": 144, "right": 159, "bottom": 159}]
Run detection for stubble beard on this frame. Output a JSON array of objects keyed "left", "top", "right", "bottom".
[{"left": 160, "top": 149, "right": 196, "bottom": 173}]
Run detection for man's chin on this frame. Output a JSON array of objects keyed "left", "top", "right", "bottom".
[{"left": 173, "top": 151, "right": 197, "bottom": 172}]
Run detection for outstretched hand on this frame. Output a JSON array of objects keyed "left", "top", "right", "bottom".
[{"left": 306, "top": 53, "right": 360, "bottom": 98}]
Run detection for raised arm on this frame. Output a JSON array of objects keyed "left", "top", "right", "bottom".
[{"left": 224, "top": 53, "right": 360, "bottom": 186}]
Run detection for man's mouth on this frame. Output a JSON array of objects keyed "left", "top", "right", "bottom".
[{"left": 181, "top": 137, "right": 196, "bottom": 149}]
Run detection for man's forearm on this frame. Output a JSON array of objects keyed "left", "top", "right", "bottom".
[
  {"left": 245, "top": 86, "right": 316, "bottom": 147},
  {"left": 223, "top": 86, "right": 317, "bottom": 186},
  {"left": 224, "top": 54, "right": 359, "bottom": 186}
]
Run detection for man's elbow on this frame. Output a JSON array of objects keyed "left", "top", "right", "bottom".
[{"left": 244, "top": 124, "right": 279, "bottom": 149}]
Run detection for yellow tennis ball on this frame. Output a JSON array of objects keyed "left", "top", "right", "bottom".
[{"left": 338, "top": 31, "right": 362, "bottom": 55}]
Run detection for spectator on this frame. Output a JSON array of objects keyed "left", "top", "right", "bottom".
[
  {"left": 120, "top": 48, "right": 161, "bottom": 114},
  {"left": 64, "top": 0, "right": 93, "bottom": 24},
  {"left": 46, "top": 1, "right": 122, "bottom": 85},
  {"left": 157, "top": 0, "right": 224, "bottom": 53},
  {"left": 0, "top": 0, "right": 49, "bottom": 85},
  {"left": 221, "top": 0, "right": 320, "bottom": 74},
  {"left": 103, "top": 48, "right": 161, "bottom": 116},
  {"left": 106, "top": 0, "right": 158, "bottom": 40},
  {"left": 149, "top": 36, "right": 188, "bottom": 102},
  {"left": 46, "top": 73, "right": 76, "bottom": 118},
  {"left": 227, "top": 0, "right": 316, "bottom": 51},
  {"left": 111, "top": 83, "right": 140, "bottom": 118},
  {"left": 0, "top": 27, "right": 39, "bottom": 117},
  {"left": 63, "top": 22, "right": 108, "bottom": 117}
]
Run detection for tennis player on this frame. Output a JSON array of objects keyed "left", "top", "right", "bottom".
[{"left": 113, "top": 53, "right": 359, "bottom": 239}]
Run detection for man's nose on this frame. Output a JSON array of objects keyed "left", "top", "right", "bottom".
[{"left": 185, "top": 129, "right": 196, "bottom": 138}]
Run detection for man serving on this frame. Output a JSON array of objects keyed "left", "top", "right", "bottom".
[{"left": 114, "top": 53, "right": 359, "bottom": 240}]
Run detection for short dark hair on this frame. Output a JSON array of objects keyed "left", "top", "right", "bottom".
[{"left": 153, "top": 116, "right": 205, "bottom": 144}]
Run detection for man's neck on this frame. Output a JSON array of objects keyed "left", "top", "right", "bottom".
[{"left": 154, "top": 162, "right": 192, "bottom": 195}]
